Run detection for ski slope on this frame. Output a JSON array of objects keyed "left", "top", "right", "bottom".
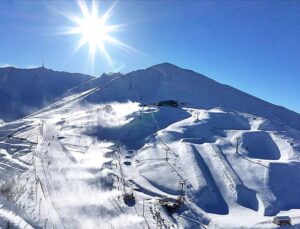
[{"left": 0, "top": 63, "right": 300, "bottom": 228}]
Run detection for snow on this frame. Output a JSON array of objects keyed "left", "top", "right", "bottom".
[
  {"left": 241, "top": 131, "right": 281, "bottom": 160},
  {"left": 0, "top": 63, "right": 300, "bottom": 228},
  {"left": 0, "top": 66, "right": 93, "bottom": 122}
]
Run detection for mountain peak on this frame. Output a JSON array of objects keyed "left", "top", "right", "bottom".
[
  {"left": 148, "top": 62, "right": 181, "bottom": 71},
  {"left": 145, "top": 62, "right": 190, "bottom": 77}
]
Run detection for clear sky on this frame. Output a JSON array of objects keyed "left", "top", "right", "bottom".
[{"left": 0, "top": 1, "right": 299, "bottom": 113}]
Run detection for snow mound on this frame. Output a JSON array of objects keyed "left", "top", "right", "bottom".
[
  {"left": 269, "top": 162, "right": 300, "bottom": 212},
  {"left": 241, "top": 131, "right": 281, "bottom": 160}
]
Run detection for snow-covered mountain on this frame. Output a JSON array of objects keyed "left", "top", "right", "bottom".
[
  {"left": 76, "top": 63, "right": 300, "bottom": 131},
  {"left": 0, "top": 66, "right": 93, "bottom": 122},
  {"left": 0, "top": 63, "right": 299, "bottom": 228}
]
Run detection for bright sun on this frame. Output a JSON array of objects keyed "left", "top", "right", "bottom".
[
  {"left": 78, "top": 14, "right": 108, "bottom": 52},
  {"left": 63, "top": 0, "right": 129, "bottom": 65}
]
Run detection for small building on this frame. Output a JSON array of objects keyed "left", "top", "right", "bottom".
[
  {"left": 157, "top": 197, "right": 183, "bottom": 210},
  {"left": 158, "top": 100, "right": 178, "bottom": 107},
  {"left": 273, "top": 216, "right": 291, "bottom": 226}
]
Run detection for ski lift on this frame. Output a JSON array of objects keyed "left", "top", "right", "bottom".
[{"left": 123, "top": 192, "right": 135, "bottom": 206}]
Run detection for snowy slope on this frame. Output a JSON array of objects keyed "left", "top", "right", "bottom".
[
  {"left": 0, "top": 63, "right": 300, "bottom": 228},
  {"left": 0, "top": 66, "right": 93, "bottom": 122},
  {"left": 65, "top": 72, "right": 122, "bottom": 95},
  {"left": 78, "top": 63, "right": 300, "bottom": 131}
]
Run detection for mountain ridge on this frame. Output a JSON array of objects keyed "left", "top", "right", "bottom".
[
  {"left": 1, "top": 62, "right": 299, "bottom": 132},
  {"left": 0, "top": 62, "right": 300, "bottom": 228},
  {"left": 68, "top": 62, "right": 300, "bottom": 131},
  {"left": 0, "top": 66, "right": 94, "bottom": 121}
]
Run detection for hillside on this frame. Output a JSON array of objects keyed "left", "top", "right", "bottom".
[
  {"left": 79, "top": 63, "right": 300, "bottom": 131},
  {"left": 0, "top": 66, "right": 93, "bottom": 122},
  {"left": 0, "top": 63, "right": 299, "bottom": 228}
]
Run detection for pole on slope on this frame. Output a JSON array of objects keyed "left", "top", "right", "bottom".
[
  {"left": 44, "top": 218, "right": 48, "bottom": 229},
  {"left": 165, "top": 147, "right": 170, "bottom": 161},
  {"left": 39, "top": 197, "right": 42, "bottom": 222},
  {"left": 236, "top": 137, "right": 240, "bottom": 154},
  {"left": 179, "top": 179, "right": 186, "bottom": 198}
]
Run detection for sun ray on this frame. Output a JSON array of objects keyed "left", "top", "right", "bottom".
[
  {"left": 57, "top": 0, "right": 148, "bottom": 68},
  {"left": 99, "top": 1, "right": 118, "bottom": 25},
  {"left": 77, "top": 0, "right": 90, "bottom": 19},
  {"left": 105, "top": 35, "right": 145, "bottom": 57}
]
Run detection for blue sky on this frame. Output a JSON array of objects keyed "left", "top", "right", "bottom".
[{"left": 0, "top": 1, "right": 299, "bottom": 113}]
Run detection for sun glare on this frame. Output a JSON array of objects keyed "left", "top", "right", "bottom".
[{"left": 63, "top": 0, "right": 126, "bottom": 65}]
